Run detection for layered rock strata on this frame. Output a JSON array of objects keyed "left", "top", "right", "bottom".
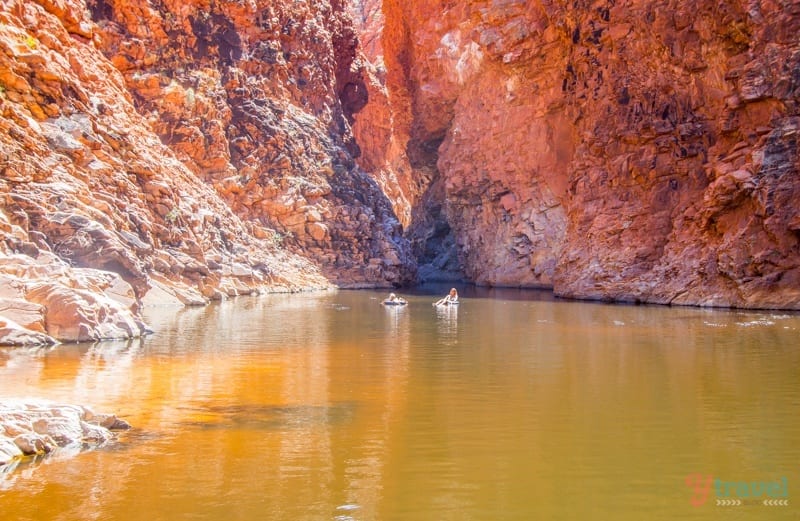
[
  {"left": 0, "top": 0, "right": 328, "bottom": 344},
  {"left": 0, "top": 247, "right": 147, "bottom": 344},
  {"left": 364, "top": 0, "right": 800, "bottom": 308}
]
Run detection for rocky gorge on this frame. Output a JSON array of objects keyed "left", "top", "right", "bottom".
[{"left": 1, "top": 0, "right": 799, "bottom": 348}]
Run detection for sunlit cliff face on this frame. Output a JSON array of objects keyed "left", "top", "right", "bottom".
[
  {"left": 85, "top": 0, "right": 416, "bottom": 287},
  {"left": 0, "top": 0, "right": 415, "bottom": 312},
  {"left": 352, "top": 0, "right": 800, "bottom": 308}
]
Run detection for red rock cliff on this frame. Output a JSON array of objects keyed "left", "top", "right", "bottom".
[
  {"left": 0, "top": 0, "right": 415, "bottom": 344},
  {"left": 87, "top": 0, "right": 414, "bottom": 287},
  {"left": 361, "top": 0, "right": 800, "bottom": 308},
  {"left": 1, "top": 0, "right": 338, "bottom": 343}
]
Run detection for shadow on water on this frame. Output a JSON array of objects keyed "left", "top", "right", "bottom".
[{"left": 174, "top": 402, "right": 358, "bottom": 431}]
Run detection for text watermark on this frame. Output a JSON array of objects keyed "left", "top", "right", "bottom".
[{"left": 685, "top": 474, "right": 789, "bottom": 507}]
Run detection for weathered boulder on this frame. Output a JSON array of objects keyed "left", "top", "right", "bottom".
[
  {"left": 0, "top": 298, "right": 47, "bottom": 333},
  {"left": 25, "top": 281, "right": 146, "bottom": 343},
  {"left": 140, "top": 274, "right": 208, "bottom": 307},
  {"left": 0, "top": 400, "right": 130, "bottom": 467},
  {"left": 0, "top": 251, "right": 148, "bottom": 343},
  {"left": 0, "top": 316, "right": 57, "bottom": 346},
  {"left": 0, "top": 437, "right": 23, "bottom": 465}
]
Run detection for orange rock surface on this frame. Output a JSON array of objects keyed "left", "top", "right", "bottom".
[
  {"left": 361, "top": 0, "right": 800, "bottom": 308},
  {"left": 0, "top": 0, "right": 341, "bottom": 343},
  {"left": 88, "top": 0, "right": 415, "bottom": 287}
]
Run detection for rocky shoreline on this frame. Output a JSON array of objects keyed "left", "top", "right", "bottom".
[
  {"left": 0, "top": 400, "right": 130, "bottom": 469},
  {"left": 0, "top": 245, "right": 331, "bottom": 347}
]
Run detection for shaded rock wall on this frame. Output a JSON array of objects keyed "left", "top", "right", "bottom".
[
  {"left": 363, "top": 0, "right": 800, "bottom": 308},
  {"left": 348, "top": 0, "right": 467, "bottom": 281},
  {"left": 2, "top": 0, "right": 798, "bottom": 332}
]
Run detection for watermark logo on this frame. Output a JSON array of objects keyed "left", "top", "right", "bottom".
[
  {"left": 685, "top": 474, "right": 789, "bottom": 507},
  {"left": 685, "top": 474, "right": 713, "bottom": 507}
]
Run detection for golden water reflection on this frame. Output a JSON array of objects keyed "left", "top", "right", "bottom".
[{"left": 0, "top": 288, "right": 798, "bottom": 520}]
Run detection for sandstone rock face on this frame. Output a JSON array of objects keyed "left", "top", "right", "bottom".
[
  {"left": 0, "top": 0, "right": 391, "bottom": 344},
  {"left": 0, "top": 400, "right": 130, "bottom": 467},
  {"left": 363, "top": 0, "right": 800, "bottom": 308},
  {"left": 87, "top": 0, "right": 415, "bottom": 287},
  {"left": 0, "top": 232, "right": 149, "bottom": 344}
]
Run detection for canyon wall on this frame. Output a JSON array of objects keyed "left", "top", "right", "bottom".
[
  {"left": 365, "top": 0, "right": 800, "bottom": 308},
  {"left": 0, "top": 0, "right": 415, "bottom": 344},
  {"left": 86, "top": 0, "right": 414, "bottom": 286}
]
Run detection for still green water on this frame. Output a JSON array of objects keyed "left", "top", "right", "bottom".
[{"left": 1, "top": 287, "right": 798, "bottom": 520}]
